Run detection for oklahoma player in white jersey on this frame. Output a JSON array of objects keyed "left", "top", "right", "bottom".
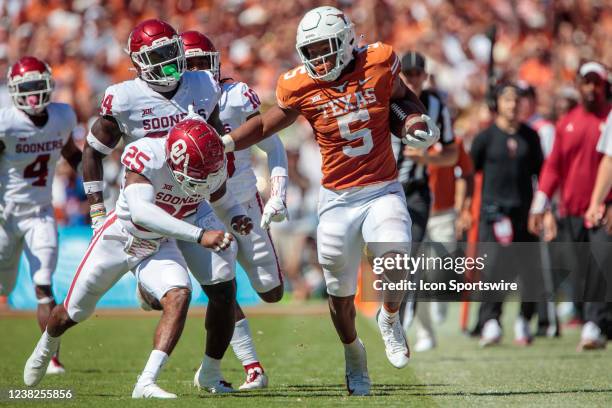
[
  {"left": 81, "top": 19, "right": 251, "bottom": 394},
  {"left": 0, "top": 56, "right": 81, "bottom": 375},
  {"left": 82, "top": 19, "right": 221, "bottom": 230},
  {"left": 222, "top": 7, "right": 439, "bottom": 395},
  {"left": 24, "top": 117, "right": 253, "bottom": 398},
  {"left": 179, "top": 30, "right": 289, "bottom": 391}
]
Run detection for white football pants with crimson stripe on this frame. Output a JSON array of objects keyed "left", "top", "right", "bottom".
[
  {"left": 179, "top": 193, "right": 283, "bottom": 293},
  {"left": 64, "top": 213, "right": 192, "bottom": 322}
]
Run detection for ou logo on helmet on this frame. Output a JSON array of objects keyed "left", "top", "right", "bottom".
[{"left": 170, "top": 139, "right": 189, "bottom": 166}]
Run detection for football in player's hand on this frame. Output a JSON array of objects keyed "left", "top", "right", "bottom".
[{"left": 389, "top": 100, "right": 428, "bottom": 139}]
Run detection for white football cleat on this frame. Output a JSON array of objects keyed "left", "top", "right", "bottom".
[
  {"left": 414, "top": 336, "right": 436, "bottom": 352},
  {"left": 194, "top": 364, "right": 235, "bottom": 393},
  {"left": 479, "top": 319, "right": 502, "bottom": 347},
  {"left": 239, "top": 366, "right": 268, "bottom": 390},
  {"left": 132, "top": 382, "right": 177, "bottom": 399},
  {"left": 345, "top": 339, "right": 371, "bottom": 396},
  {"left": 514, "top": 316, "right": 533, "bottom": 346},
  {"left": 377, "top": 311, "right": 410, "bottom": 368},
  {"left": 46, "top": 357, "right": 65, "bottom": 375},
  {"left": 577, "top": 321, "right": 607, "bottom": 351},
  {"left": 24, "top": 338, "right": 59, "bottom": 386}
]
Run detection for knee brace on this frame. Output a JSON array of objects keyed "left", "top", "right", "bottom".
[{"left": 202, "top": 279, "right": 236, "bottom": 307}]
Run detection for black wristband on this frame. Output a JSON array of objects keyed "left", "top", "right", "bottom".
[{"left": 196, "top": 228, "right": 205, "bottom": 243}]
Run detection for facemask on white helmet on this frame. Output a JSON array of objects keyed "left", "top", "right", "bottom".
[{"left": 295, "top": 6, "right": 356, "bottom": 82}]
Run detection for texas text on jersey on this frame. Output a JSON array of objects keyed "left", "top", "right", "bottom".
[{"left": 276, "top": 42, "right": 401, "bottom": 190}]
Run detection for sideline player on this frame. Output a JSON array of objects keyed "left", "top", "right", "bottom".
[
  {"left": 80, "top": 19, "right": 244, "bottom": 393},
  {"left": 221, "top": 6, "right": 439, "bottom": 395},
  {"left": 23, "top": 117, "right": 252, "bottom": 398},
  {"left": 1, "top": 56, "right": 82, "bottom": 374},
  {"left": 179, "top": 29, "right": 288, "bottom": 390}
]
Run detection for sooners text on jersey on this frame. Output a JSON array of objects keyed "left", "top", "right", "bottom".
[
  {"left": 0, "top": 103, "right": 76, "bottom": 206},
  {"left": 99, "top": 71, "right": 220, "bottom": 143}
]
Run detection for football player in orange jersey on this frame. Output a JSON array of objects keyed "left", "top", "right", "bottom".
[{"left": 222, "top": 6, "right": 440, "bottom": 395}]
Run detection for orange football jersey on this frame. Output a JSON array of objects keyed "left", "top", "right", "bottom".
[{"left": 276, "top": 42, "right": 401, "bottom": 190}]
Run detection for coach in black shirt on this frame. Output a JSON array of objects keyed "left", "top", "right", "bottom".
[{"left": 471, "top": 83, "right": 544, "bottom": 346}]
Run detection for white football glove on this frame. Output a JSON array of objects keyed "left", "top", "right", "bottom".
[
  {"left": 402, "top": 114, "right": 440, "bottom": 150},
  {"left": 185, "top": 104, "right": 205, "bottom": 122},
  {"left": 260, "top": 196, "right": 288, "bottom": 230}
]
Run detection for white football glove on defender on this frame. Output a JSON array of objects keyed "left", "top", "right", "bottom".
[
  {"left": 185, "top": 104, "right": 204, "bottom": 121},
  {"left": 260, "top": 175, "right": 288, "bottom": 230},
  {"left": 402, "top": 114, "right": 440, "bottom": 150},
  {"left": 261, "top": 196, "right": 288, "bottom": 230}
]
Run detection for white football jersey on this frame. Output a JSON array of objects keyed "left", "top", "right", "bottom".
[
  {"left": 0, "top": 103, "right": 76, "bottom": 206},
  {"left": 115, "top": 137, "right": 212, "bottom": 239},
  {"left": 219, "top": 81, "right": 261, "bottom": 203},
  {"left": 100, "top": 71, "right": 221, "bottom": 144}
]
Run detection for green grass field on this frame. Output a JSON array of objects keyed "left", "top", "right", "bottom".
[{"left": 1, "top": 303, "right": 611, "bottom": 407}]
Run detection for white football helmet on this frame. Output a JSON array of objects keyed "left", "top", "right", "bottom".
[{"left": 295, "top": 6, "right": 356, "bottom": 82}]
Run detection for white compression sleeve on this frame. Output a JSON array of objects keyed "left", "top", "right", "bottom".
[
  {"left": 256, "top": 134, "right": 288, "bottom": 179},
  {"left": 123, "top": 183, "right": 202, "bottom": 242}
]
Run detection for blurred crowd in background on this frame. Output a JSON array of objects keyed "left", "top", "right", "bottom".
[{"left": 0, "top": 0, "right": 610, "bottom": 300}]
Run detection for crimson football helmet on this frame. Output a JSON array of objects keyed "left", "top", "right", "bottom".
[
  {"left": 180, "top": 31, "right": 220, "bottom": 80},
  {"left": 126, "top": 19, "right": 186, "bottom": 86},
  {"left": 7, "top": 56, "right": 54, "bottom": 115},
  {"left": 166, "top": 118, "right": 226, "bottom": 196}
]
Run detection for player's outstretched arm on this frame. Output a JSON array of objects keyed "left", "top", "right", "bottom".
[
  {"left": 83, "top": 116, "right": 122, "bottom": 229},
  {"left": 256, "top": 131, "right": 289, "bottom": 229},
  {"left": 60, "top": 134, "right": 83, "bottom": 172},
  {"left": 224, "top": 104, "right": 299, "bottom": 152}
]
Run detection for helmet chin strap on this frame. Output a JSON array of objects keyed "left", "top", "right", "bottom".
[{"left": 147, "top": 80, "right": 179, "bottom": 93}]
